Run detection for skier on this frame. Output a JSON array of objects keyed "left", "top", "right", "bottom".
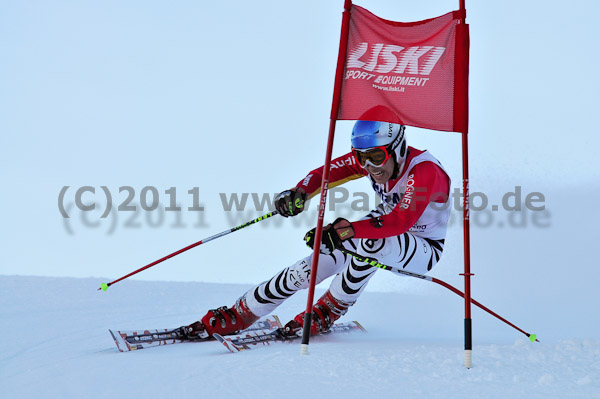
[{"left": 181, "top": 120, "right": 451, "bottom": 339}]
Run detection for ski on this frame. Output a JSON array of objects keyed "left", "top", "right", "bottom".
[
  {"left": 214, "top": 321, "right": 366, "bottom": 353},
  {"left": 109, "top": 315, "right": 282, "bottom": 352}
]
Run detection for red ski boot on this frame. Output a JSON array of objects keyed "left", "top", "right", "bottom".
[
  {"left": 184, "top": 296, "right": 259, "bottom": 338},
  {"left": 284, "top": 290, "right": 354, "bottom": 336}
]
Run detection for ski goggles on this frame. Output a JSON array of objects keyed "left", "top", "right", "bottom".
[{"left": 352, "top": 146, "right": 392, "bottom": 168}]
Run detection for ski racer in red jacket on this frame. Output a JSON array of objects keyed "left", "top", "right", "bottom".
[{"left": 181, "top": 120, "right": 451, "bottom": 339}]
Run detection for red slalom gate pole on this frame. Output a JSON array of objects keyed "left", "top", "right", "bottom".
[
  {"left": 461, "top": 130, "right": 474, "bottom": 367},
  {"left": 458, "top": 0, "right": 474, "bottom": 369},
  {"left": 300, "top": 119, "right": 338, "bottom": 355},
  {"left": 300, "top": 0, "right": 353, "bottom": 355}
]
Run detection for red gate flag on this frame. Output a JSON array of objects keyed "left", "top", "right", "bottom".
[{"left": 336, "top": 5, "right": 469, "bottom": 133}]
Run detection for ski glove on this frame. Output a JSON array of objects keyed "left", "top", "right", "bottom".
[
  {"left": 275, "top": 188, "right": 307, "bottom": 217},
  {"left": 304, "top": 218, "right": 355, "bottom": 255}
]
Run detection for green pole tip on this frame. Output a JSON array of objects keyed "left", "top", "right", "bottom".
[
  {"left": 100, "top": 283, "right": 109, "bottom": 291},
  {"left": 529, "top": 334, "right": 537, "bottom": 342}
]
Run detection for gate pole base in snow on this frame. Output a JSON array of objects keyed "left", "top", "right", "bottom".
[
  {"left": 465, "top": 318, "right": 473, "bottom": 368},
  {"left": 300, "top": 344, "right": 309, "bottom": 356},
  {"left": 465, "top": 350, "right": 473, "bottom": 369}
]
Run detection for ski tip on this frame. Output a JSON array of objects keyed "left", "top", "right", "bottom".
[
  {"left": 213, "top": 333, "right": 243, "bottom": 353},
  {"left": 353, "top": 321, "right": 367, "bottom": 333},
  {"left": 100, "top": 283, "right": 109, "bottom": 292},
  {"left": 272, "top": 315, "right": 283, "bottom": 329},
  {"left": 108, "top": 329, "right": 125, "bottom": 352},
  {"left": 213, "top": 333, "right": 224, "bottom": 343}
]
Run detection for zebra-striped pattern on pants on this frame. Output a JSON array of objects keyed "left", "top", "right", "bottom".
[{"left": 244, "top": 231, "right": 445, "bottom": 317}]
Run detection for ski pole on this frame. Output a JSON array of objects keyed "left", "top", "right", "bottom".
[
  {"left": 98, "top": 210, "right": 280, "bottom": 291},
  {"left": 339, "top": 248, "right": 539, "bottom": 342}
]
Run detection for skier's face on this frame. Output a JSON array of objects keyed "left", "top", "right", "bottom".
[{"left": 364, "top": 157, "right": 395, "bottom": 184}]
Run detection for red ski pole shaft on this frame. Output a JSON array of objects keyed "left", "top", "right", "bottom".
[
  {"left": 340, "top": 249, "right": 538, "bottom": 342},
  {"left": 98, "top": 211, "right": 279, "bottom": 291},
  {"left": 431, "top": 278, "right": 537, "bottom": 341}
]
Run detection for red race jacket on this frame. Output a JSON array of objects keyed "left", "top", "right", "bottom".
[{"left": 296, "top": 147, "right": 450, "bottom": 239}]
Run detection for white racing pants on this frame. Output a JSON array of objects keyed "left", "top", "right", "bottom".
[{"left": 244, "top": 230, "right": 445, "bottom": 317}]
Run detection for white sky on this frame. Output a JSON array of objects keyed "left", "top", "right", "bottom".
[{"left": 0, "top": 1, "right": 598, "bottom": 294}]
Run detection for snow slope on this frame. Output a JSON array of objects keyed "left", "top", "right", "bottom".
[{"left": 1, "top": 275, "right": 598, "bottom": 399}]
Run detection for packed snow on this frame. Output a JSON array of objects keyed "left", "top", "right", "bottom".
[
  {"left": 3, "top": 1, "right": 599, "bottom": 398},
  {"left": 1, "top": 275, "right": 598, "bottom": 399}
]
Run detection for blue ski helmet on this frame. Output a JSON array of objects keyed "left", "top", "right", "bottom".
[{"left": 351, "top": 121, "right": 407, "bottom": 166}]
